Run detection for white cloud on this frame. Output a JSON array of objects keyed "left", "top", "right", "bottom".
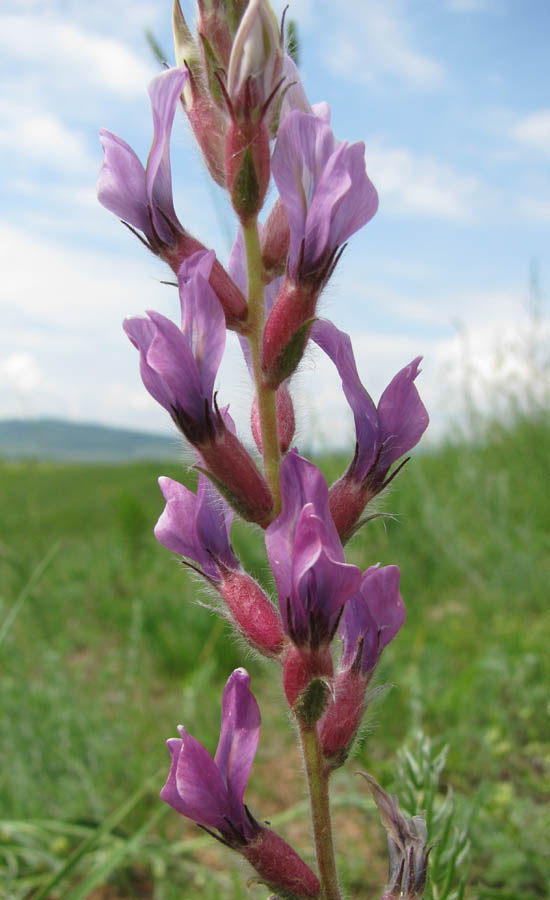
[
  {"left": 324, "top": 0, "right": 445, "bottom": 90},
  {"left": 511, "top": 109, "right": 550, "bottom": 154},
  {"left": 0, "top": 14, "right": 155, "bottom": 98},
  {"left": 0, "top": 99, "right": 96, "bottom": 174},
  {"left": 519, "top": 195, "right": 550, "bottom": 223},
  {"left": 366, "top": 141, "right": 480, "bottom": 221},
  {"left": 0, "top": 353, "right": 41, "bottom": 393}
]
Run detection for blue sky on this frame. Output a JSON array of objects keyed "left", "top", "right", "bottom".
[{"left": 1, "top": 0, "right": 549, "bottom": 448}]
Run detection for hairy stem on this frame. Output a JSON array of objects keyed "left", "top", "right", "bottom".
[
  {"left": 300, "top": 723, "right": 341, "bottom": 900},
  {"left": 242, "top": 219, "right": 282, "bottom": 513}
]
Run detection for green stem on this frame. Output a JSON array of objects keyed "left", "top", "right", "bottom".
[
  {"left": 242, "top": 219, "right": 282, "bottom": 513},
  {"left": 299, "top": 723, "right": 341, "bottom": 900}
]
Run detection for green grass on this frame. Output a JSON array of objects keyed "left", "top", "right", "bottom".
[{"left": 1, "top": 414, "right": 549, "bottom": 898}]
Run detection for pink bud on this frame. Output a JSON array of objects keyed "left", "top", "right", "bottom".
[
  {"left": 318, "top": 668, "right": 367, "bottom": 765},
  {"left": 199, "top": 427, "right": 274, "bottom": 528},
  {"left": 282, "top": 644, "right": 333, "bottom": 709},
  {"left": 220, "top": 571, "right": 284, "bottom": 656},
  {"left": 328, "top": 475, "right": 372, "bottom": 543},
  {"left": 161, "top": 233, "right": 247, "bottom": 329},
  {"left": 225, "top": 118, "right": 271, "bottom": 224},
  {"left": 261, "top": 197, "right": 290, "bottom": 278},
  {"left": 243, "top": 826, "right": 320, "bottom": 898},
  {"left": 262, "top": 278, "right": 317, "bottom": 388},
  {"left": 251, "top": 383, "right": 295, "bottom": 455}
]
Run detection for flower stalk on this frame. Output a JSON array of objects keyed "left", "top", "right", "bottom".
[
  {"left": 299, "top": 723, "right": 341, "bottom": 900},
  {"left": 242, "top": 218, "right": 282, "bottom": 513}
]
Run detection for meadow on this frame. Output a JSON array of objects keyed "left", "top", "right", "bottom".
[{"left": 1, "top": 411, "right": 549, "bottom": 899}]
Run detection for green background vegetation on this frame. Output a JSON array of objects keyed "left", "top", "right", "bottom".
[{"left": 1, "top": 412, "right": 549, "bottom": 899}]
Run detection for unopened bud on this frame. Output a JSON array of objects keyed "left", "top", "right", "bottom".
[
  {"left": 282, "top": 643, "right": 333, "bottom": 710},
  {"left": 251, "top": 383, "right": 295, "bottom": 455},
  {"left": 227, "top": 0, "right": 282, "bottom": 121},
  {"left": 328, "top": 474, "right": 372, "bottom": 543},
  {"left": 199, "top": 426, "right": 274, "bottom": 527},
  {"left": 262, "top": 279, "right": 317, "bottom": 388},
  {"left": 261, "top": 198, "right": 290, "bottom": 278},
  {"left": 220, "top": 570, "right": 284, "bottom": 656},
  {"left": 243, "top": 826, "right": 320, "bottom": 898},
  {"left": 318, "top": 668, "right": 367, "bottom": 767},
  {"left": 225, "top": 119, "right": 271, "bottom": 224}
]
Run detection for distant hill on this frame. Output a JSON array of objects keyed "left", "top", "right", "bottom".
[{"left": 0, "top": 418, "right": 182, "bottom": 462}]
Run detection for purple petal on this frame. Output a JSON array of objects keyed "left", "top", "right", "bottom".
[
  {"left": 145, "top": 310, "right": 206, "bottom": 423},
  {"left": 146, "top": 67, "right": 188, "bottom": 242},
  {"left": 194, "top": 474, "right": 239, "bottom": 575},
  {"left": 291, "top": 506, "right": 361, "bottom": 640},
  {"left": 160, "top": 727, "right": 230, "bottom": 830},
  {"left": 377, "top": 357, "right": 429, "bottom": 471},
  {"left": 312, "top": 319, "right": 380, "bottom": 479},
  {"left": 154, "top": 476, "right": 202, "bottom": 560},
  {"left": 362, "top": 565, "right": 405, "bottom": 651},
  {"left": 265, "top": 451, "right": 342, "bottom": 605},
  {"left": 339, "top": 592, "right": 379, "bottom": 673},
  {"left": 214, "top": 668, "right": 260, "bottom": 820},
  {"left": 97, "top": 129, "right": 149, "bottom": 235},
  {"left": 340, "top": 565, "right": 405, "bottom": 673},
  {"left": 123, "top": 316, "right": 175, "bottom": 413},
  {"left": 326, "top": 141, "right": 378, "bottom": 249},
  {"left": 178, "top": 251, "right": 226, "bottom": 399}
]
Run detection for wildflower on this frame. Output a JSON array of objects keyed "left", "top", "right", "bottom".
[
  {"left": 319, "top": 566, "right": 405, "bottom": 765},
  {"left": 312, "top": 318, "right": 429, "bottom": 541},
  {"left": 265, "top": 450, "right": 361, "bottom": 707},
  {"left": 262, "top": 109, "right": 378, "bottom": 386},
  {"left": 98, "top": 68, "right": 246, "bottom": 326},
  {"left": 125, "top": 252, "right": 273, "bottom": 526},
  {"left": 162, "top": 668, "right": 320, "bottom": 897}
]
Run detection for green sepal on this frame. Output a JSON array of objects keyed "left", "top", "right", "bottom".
[
  {"left": 233, "top": 145, "right": 261, "bottom": 222},
  {"left": 199, "top": 33, "right": 226, "bottom": 106},
  {"left": 295, "top": 677, "right": 329, "bottom": 726},
  {"left": 269, "top": 317, "right": 316, "bottom": 388}
]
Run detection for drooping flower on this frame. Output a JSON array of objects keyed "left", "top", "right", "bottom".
[
  {"left": 319, "top": 565, "right": 405, "bottom": 766},
  {"left": 261, "top": 108, "right": 378, "bottom": 386},
  {"left": 265, "top": 450, "right": 361, "bottom": 649},
  {"left": 98, "top": 68, "right": 246, "bottom": 325},
  {"left": 271, "top": 108, "right": 378, "bottom": 286},
  {"left": 161, "top": 667, "right": 261, "bottom": 841},
  {"left": 124, "top": 251, "right": 226, "bottom": 446},
  {"left": 125, "top": 252, "right": 273, "bottom": 527},
  {"left": 155, "top": 473, "right": 284, "bottom": 655},
  {"left": 312, "top": 318, "right": 429, "bottom": 540},
  {"left": 161, "top": 669, "right": 320, "bottom": 897},
  {"left": 154, "top": 471, "right": 238, "bottom": 582}
]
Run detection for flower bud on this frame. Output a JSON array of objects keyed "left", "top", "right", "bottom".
[
  {"left": 282, "top": 643, "right": 333, "bottom": 711},
  {"left": 318, "top": 668, "right": 366, "bottom": 767},
  {"left": 225, "top": 118, "right": 271, "bottom": 224},
  {"left": 262, "top": 279, "right": 317, "bottom": 388},
  {"left": 220, "top": 570, "right": 284, "bottom": 656},
  {"left": 243, "top": 826, "right": 320, "bottom": 898},
  {"left": 251, "top": 383, "right": 295, "bottom": 455},
  {"left": 199, "top": 425, "right": 274, "bottom": 528},
  {"left": 261, "top": 197, "right": 290, "bottom": 278},
  {"left": 227, "top": 0, "right": 283, "bottom": 121}
]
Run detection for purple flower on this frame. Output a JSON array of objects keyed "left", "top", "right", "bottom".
[
  {"left": 312, "top": 319, "right": 429, "bottom": 488},
  {"left": 154, "top": 472, "right": 239, "bottom": 581},
  {"left": 271, "top": 109, "right": 378, "bottom": 285},
  {"left": 123, "top": 250, "right": 226, "bottom": 444},
  {"left": 339, "top": 565, "right": 405, "bottom": 675},
  {"left": 161, "top": 668, "right": 261, "bottom": 845},
  {"left": 265, "top": 450, "right": 361, "bottom": 647},
  {"left": 98, "top": 67, "right": 188, "bottom": 251}
]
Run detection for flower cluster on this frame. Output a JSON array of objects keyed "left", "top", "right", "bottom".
[{"left": 98, "top": 1, "right": 430, "bottom": 897}]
